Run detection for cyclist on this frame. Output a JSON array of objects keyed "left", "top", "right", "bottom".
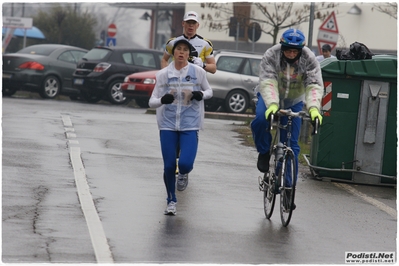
[
  {"left": 149, "top": 39, "right": 213, "bottom": 215},
  {"left": 161, "top": 11, "right": 216, "bottom": 74},
  {"left": 251, "top": 29, "right": 323, "bottom": 206}
]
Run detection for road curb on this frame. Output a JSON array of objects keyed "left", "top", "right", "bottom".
[{"left": 145, "top": 108, "right": 254, "bottom": 122}]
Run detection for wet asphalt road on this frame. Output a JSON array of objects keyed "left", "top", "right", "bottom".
[{"left": 2, "top": 95, "right": 397, "bottom": 264}]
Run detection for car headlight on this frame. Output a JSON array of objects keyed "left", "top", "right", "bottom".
[
  {"left": 143, "top": 78, "right": 156, "bottom": 85},
  {"left": 124, "top": 76, "right": 129, "bottom": 82}
]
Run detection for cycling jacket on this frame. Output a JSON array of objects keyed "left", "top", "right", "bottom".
[
  {"left": 149, "top": 62, "right": 213, "bottom": 131},
  {"left": 257, "top": 44, "right": 323, "bottom": 111}
]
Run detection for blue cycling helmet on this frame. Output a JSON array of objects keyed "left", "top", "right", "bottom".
[{"left": 280, "top": 29, "right": 306, "bottom": 49}]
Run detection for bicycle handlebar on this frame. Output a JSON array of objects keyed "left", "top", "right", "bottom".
[{"left": 269, "top": 109, "right": 319, "bottom": 135}]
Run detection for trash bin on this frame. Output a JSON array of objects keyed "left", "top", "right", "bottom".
[{"left": 307, "top": 55, "right": 397, "bottom": 186}]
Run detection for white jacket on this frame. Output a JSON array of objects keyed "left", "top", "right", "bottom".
[
  {"left": 257, "top": 44, "right": 324, "bottom": 111},
  {"left": 149, "top": 62, "right": 213, "bottom": 131}
]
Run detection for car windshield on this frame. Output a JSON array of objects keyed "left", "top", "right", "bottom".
[
  {"left": 17, "top": 45, "right": 59, "bottom": 56},
  {"left": 83, "top": 48, "right": 111, "bottom": 60}
]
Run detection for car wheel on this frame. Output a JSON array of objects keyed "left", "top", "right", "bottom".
[
  {"left": 135, "top": 98, "right": 149, "bottom": 108},
  {"left": 107, "top": 80, "right": 127, "bottom": 105},
  {"left": 2, "top": 87, "right": 17, "bottom": 97},
  {"left": 224, "top": 90, "right": 249, "bottom": 114},
  {"left": 40, "top": 75, "right": 60, "bottom": 99}
]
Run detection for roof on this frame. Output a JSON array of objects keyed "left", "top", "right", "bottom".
[{"left": 2, "top": 26, "right": 45, "bottom": 39}]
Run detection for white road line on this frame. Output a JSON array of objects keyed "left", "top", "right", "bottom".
[
  {"left": 61, "top": 115, "right": 73, "bottom": 127},
  {"left": 62, "top": 116, "right": 114, "bottom": 263},
  {"left": 334, "top": 182, "right": 397, "bottom": 219}
]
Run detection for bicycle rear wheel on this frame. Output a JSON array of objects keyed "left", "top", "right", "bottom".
[
  {"left": 263, "top": 150, "right": 277, "bottom": 219},
  {"left": 280, "top": 151, "right": 297, "bottom": 227}
]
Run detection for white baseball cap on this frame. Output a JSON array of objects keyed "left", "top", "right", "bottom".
[{"left": 183, "top": 11, "right": 199, "bottom": 23}]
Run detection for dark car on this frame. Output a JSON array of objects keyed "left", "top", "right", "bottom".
[
  {"left": 72, "top": 46, "right": 163, "bottom": 104},
  {"left": 2, "top": 44, "right": 88, "bottom": 98}
]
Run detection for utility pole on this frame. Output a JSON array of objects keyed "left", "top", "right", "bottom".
[{"left": 308, "top": 2, "right": 315, "bottom": 50}]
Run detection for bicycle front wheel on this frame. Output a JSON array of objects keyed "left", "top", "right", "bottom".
[
  {"left": 280, "top": 151, "right": 297, "bottom": 227},
  {"left": 263, "top": 173, "right": 276, "bottom": 219},
  {"left": 263, "top": 151, "right": 277, "bottom": 219}
]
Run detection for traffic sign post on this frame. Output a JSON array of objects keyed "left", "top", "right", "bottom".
[
  {"left": 106, "top": 37, "right": 116, "bottom": 47},
  {"left": 3, "top": 16, "right": 33, "bottom": 28},
  {"left": 107, "top": 23, "right": 117, "bottom": 38},
  {"left": 2, "top": 16, "right": 33, "bottom": 53},
  {"left": 107, "top": 24, "right": 117, "bottom": 47},
  {"left": 317, "top": 12, "right": 339, "bottom": 54}
]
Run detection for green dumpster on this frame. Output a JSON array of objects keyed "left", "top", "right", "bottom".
[{"left": 308, "top": 55, "right": 397, "bottom": 185}]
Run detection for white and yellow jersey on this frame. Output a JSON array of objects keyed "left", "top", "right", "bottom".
[{"left": 165, "top": 34, "right": 214, "bottom": 62}]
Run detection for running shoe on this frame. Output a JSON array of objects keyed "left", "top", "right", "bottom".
[
  {"left": 164, "top": 201, "right": 177, "bottom": 215},
  {"left": 177, "top": 173, "right": 188, "bottom": 191}
]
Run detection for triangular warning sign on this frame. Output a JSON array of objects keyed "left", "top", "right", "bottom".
[
  {"left": 317, "top": 40, "right": 337, "bottom": 55},
  {"left": 319, "top": 12, "right": 339, "bottom": 33}
]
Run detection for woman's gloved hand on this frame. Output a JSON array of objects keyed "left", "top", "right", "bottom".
[
  {"left": 191, "top": 91, "right": 203, "bottom": 101},
  {"left": 161, "top": 94, "right": 174, "bottom": 104}
]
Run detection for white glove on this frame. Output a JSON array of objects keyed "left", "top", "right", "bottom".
[{"left": 192, "top": 57, "right": 204, "bottom": 68}]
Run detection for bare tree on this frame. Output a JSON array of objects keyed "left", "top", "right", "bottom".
[
  {"left": 33, "top": 5, "right": 97, "bottom": 49},
  {"left": 372, "top": 2, "right": 397, "bottom": 19},
  {"left": 200, "top": 2, "right": 338, "bottom": 45}
]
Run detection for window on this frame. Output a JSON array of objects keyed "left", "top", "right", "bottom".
[
  {"left": 216, "top": 56, "right": 244, "bottom": 73},
  {"left": 58, "top": 51, "right": 76, "bottom": 63},
  {"left": 84, "top": 48, "right": 110, "bottom": 60},
  {"left": 123, "top": 53, "right": 133, "bottom": 64},
  {"left": 17, "top": 45, "right": 57, "bottom": 55},
  {"left": 249, "top": 58, "right": 261, "bottom": 76},
  {"left": 132, "top": 52, "right": 158, "bottom": 68}
]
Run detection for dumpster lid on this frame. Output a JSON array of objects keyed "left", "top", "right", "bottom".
[{"left": 322, "top": 55, "right": 397, "bottom": 78}]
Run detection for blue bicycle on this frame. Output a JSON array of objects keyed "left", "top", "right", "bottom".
[{"left": 259, "top": 109, "right": 319, "bottom": 226}]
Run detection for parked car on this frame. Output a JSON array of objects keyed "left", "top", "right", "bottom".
[
  {"left": 72, "top": 46, "right": 163, "bottom": 104},
  {"left": 2, "top": 44, "right": 88, "bottom": 98},
  {"left": 205, "top": 50, "right": 263, "bottom": 113},
  {"left": 121, "top": 70, "right": 158, "bottom": 108}
]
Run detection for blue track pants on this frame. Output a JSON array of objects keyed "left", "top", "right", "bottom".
[{"left": 160, "top": 130, "right": 198, "bottom": 203}]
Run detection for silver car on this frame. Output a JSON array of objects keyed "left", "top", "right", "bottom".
[{"left": 205, "top": 50, "right": 263, "bottom": 113}]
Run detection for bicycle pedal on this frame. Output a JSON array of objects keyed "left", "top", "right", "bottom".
[{"left": 258, "top": 176, "right": 265, "bottom": 191}]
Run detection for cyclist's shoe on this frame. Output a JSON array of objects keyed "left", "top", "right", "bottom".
[
  {"left": 164, "top": 201, "right": 177, "bottom": 215},
  {"left": 177, "top": 173, "right": 188, "bottom": 191},
  {"left": 257, "top": 152, "right": 270, "bottom": 173}
]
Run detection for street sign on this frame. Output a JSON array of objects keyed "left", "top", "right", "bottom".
[
  {"left": 248, "top": 22, "right": 261, "bottom": 42},
  {"left": 3, "top": 16, "right": 33, "bottom": 28},
  {"left": 317, "top": 12, "right": 339, "bottom": 54},
  {"left": 107, "top": 37, "right": 116, "bottom": 47},
  {"left": 107, "top": 23, "right": 117, "bottom": 37}
]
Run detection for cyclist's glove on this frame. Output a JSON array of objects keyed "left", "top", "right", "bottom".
[
  {"left": 161, "top": 94, "right": 174, "bottom": 104},
  {"left": 309, "top": 107, "right": 323, "bottom": 125},
  {"left": 191, "top": 91, "right": 203, "bottom": 101},
  {"left": 191, "top": 57, "right": 204, "bottom": 68},
  {"left": 265, "top": 103, "right": 278, "bottom": 120}
]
